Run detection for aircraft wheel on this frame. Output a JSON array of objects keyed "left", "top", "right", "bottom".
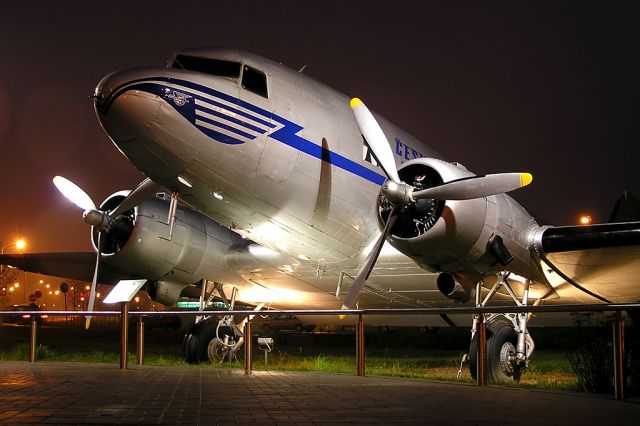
[
  {"left": 469, "top": 318, "right": 522, "bottom": 383},
  {"left": 207, "top": 338, "right": 227, "bottom": 363},
  {"left": 182, "top": 318, "right": 216, "bottom": 364}
]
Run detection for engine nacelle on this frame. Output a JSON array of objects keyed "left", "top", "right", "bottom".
[
  {"left": 379, "top": 158, "right": 539, "bottom": 280},
  {"left": 92, "top": 192, "right": 245, "bottom": 305}
]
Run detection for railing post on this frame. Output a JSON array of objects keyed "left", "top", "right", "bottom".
[
  {"left": 476, "top": 316, "right": 487, "bottom": 386},
  {"left": 244, "top": 320, "right": 252, "bottom": 375},
  {"left": 136, "top": 316, "right": 144, "bottom": 366},
  {"left": 29, "top": 316, "right": 37, "bottom": 363},
  {"left": 120, "top": 302, "right": 129, "bottom": 370},
  {"left": 356, "top": 314, "right": 365, "bottom": 376},
  {"left": 613, "top": 316, "right": 625, "bottom": 401}
]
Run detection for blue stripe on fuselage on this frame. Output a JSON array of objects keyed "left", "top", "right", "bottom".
[{"left": 119, "top": 77, "right": 386, "bottom": 186}]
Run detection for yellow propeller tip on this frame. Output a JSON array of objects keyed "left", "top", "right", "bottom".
[
  {"left": 350, "top": 98, "right": 363, "bottom": 109},
  {"left": 338, "top": 314, "right": 347, "bottom": 320},
  {"left": 520, "top": 173, "right": 533, "bottom": 187}
]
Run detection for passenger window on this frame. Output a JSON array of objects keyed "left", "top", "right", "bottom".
[
  {"left": 171, "top": 55, "right": 241, "bottom": 78},
  {"left": 241, "top": 65, "right": 268, "bottom": 98}
]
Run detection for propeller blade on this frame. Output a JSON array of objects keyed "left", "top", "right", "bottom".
[
  {"left": 108, "top": 178, "right": 161, "bottom": 219},
  {"left": 85, "top": 232, "right": 101, "bottom": 330},
  {"left": 342, "top": 209, "right": 399, "bottom": 310},
  {"left": 53, "top": 176, "right": 96, "bottom": 211},
  {"left": 412, "top": 173, "right": 533, "bottom": 201},
  {"left": 350, "top": 98, "right": 401, "bottom": 183}
]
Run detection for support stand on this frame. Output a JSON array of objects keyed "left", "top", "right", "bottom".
[
  {"left": 613, "top": 316, "right": 625, "bottom": 401},
  {"left": 120, "top": 301, "right": 129, "bottom": 370},
  {"left": 476, "top": 317, "right": 487, "bottom": 386},
  {"left": 29, "top": 316, "right": 37, "bottom": 363},
  {"left": 244, "top": 321, "right": 252, "bottom": 375},
  {"left": 137, "top": 316, "right": 144, "bottom": 366},
  {"left": 356, "top": 314, "right": 365, "bottom": 376}
]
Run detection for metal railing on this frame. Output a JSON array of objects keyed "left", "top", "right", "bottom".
[{"left": 2, "top": 302, "right": 639, "bottom": 400}]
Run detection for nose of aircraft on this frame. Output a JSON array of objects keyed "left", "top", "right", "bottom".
[{"left": 93, "top": 67, "right": 165, "bottom": 143}]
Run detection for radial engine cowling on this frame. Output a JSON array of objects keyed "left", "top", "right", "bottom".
[
  {"left": 378, "top": 158, "right": 538, "bottom": 279},
  {"left": 91, "top": 191, "right": 242, "bottom": 305}
]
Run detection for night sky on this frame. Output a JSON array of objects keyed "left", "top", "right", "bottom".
[{"left": 1, "top": 2, "right": 638, "bottom": 253}]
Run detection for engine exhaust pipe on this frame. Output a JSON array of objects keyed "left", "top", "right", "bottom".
[{"left": 437, "top": 272, "right": 472, "bottom": 303}]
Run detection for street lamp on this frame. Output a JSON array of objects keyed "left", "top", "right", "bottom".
[
  {"left": 579, "top": 215, "right": 592, "bottom": 225},
  {"left": 1, "top": 239, "right": 27, "bottom": 302},
  {"left": 1, "top": 239, "right": 26, "bottom": 255}
]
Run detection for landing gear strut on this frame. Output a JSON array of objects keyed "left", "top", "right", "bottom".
[
  {"left": 466, "top": 272, "right": 536, "bottom": 383},
  {"left": 183, "top": 283, "right": 246, "bottom": 364}
]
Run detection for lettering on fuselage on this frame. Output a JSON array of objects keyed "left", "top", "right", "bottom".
[
  {"left": 395, "top": 137, "right": 425, "bottom": 162},
  {"left": 362, "top": 137, "right": 425, "bottom": 167}
]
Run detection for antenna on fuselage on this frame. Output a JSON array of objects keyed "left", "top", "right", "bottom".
[{"left": 298, "top": 64, "right": 307, "bottom": 73}]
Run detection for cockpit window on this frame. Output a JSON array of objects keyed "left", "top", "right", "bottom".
[
  {"left": 171, "top": 55, "right": 241, "bottom": 78},
  {"left": 241, "top": 65, "right": 268, "bottom": 98}
]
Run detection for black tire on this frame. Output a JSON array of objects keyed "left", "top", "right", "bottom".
[
  {"left": 469, "top": 318, "right": 522, "bottom": 383},
  {"left": 182, "top": 318, "right": 216, "bottom": 364}
]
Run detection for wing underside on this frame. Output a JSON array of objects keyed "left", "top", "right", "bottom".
[{"left": 0, "top": 253, "right": 128, "bottom": 285}]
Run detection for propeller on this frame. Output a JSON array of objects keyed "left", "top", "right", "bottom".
[
  {"left": 341, "top": 209, "right": 399, "bottom": 310},
  {"left": 341, "top": 98, "right": 533, "bottom": 309},
  {"left": 53, "top": 176, "right": 160, "bottom": 328}
]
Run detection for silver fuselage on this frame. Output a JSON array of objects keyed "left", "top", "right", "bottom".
[{"left": 92, "top": 48, "right": 601, "bottom": 326}]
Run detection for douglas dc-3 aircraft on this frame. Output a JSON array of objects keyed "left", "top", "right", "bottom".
[{"left": 2, "top": 48, "right": 640, "bottom": 382}]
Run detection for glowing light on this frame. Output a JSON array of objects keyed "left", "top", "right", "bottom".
[
  {"left": 85, "top": 285, "right": 90, "bottom": 290},
  {"left": 54, "top": 290, "right": 59, "bottom": 295},
  {"left": 248, "top": 244, "right": 278, "bottom": 257},
  {"left": 134, "top": 296, "right": 140, "bottom": 303},
  {"left": 9, "top": 287, "right": 14, "bottom": 292},
  {"left": 45, "top": 284, "right": 50, "bottom": 289},
  {"left": 96, "top": 292, "right": 101, "bottom": 298},
  {"left": 252, "top": 221, "right": 285, "bottom": 242},
  {"left": 39, "top": 280, "right": 43, "bottom": 284},
  {"left": 15, "top": 239, "right": 26, "bottom": 250},
  {"left": 579, "top": 215, "right": 592, "bottom": 225},
  {"left": 177, "top": 175, "right": 193, "bottom": 187},
  {"left": 298, "top": 254, "right": 310, "bottom": 261},
  {"left": 13, "top": 283, "right": 19, "bottom": 288},
  {"left": 212, "top": 191, "right": 223, "bottom": 200}
]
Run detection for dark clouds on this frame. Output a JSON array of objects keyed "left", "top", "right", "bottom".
[{"left": 0, "top": 1, "right": 638, "bottom": 251}]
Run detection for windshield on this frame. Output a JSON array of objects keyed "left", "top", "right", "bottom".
[{"left": 171, "top": 55, "right": 241, "bottom": 79}]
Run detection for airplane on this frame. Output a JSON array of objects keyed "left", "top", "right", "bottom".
[{"left": 2, "top": 47, "right": 640, "bottom": 383}]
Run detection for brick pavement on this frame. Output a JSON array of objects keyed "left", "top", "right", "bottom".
[{"left": 0, "top": 361, "right": 638, "bottom": 425}]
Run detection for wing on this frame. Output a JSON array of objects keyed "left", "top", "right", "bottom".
[
  {"left": 534, "top": 221, "right": 640, "bottom": 303},
  {"left": 0, "top": 253, "right": 130, "bottom": 285}
]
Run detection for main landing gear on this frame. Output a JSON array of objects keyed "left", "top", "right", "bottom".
[
  {"left": 183, "top": 283, "right": 247, "bottom": 364},
  {"left": 467, "top": 272, "right": 536, "bottom": 383}
]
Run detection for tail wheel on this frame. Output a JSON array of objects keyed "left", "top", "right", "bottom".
[{"left": 469, "top": 317, "right": 522, "bottom": 383}]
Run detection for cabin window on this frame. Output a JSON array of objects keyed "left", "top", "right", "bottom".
[
  {"left": 241, "top": 65, "right": 268, "bottom": 98},
  {"left": 171, "top": 55, "right": 241, "bottom": 78}
]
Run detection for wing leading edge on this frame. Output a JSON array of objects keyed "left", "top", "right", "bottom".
[{"left": 534, "top": 221, "right": 640, "bottom": 303}]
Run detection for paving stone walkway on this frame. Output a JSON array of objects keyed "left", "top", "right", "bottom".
[{"left": 0, "top": 361, "right": 638, "bottom": 425}]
